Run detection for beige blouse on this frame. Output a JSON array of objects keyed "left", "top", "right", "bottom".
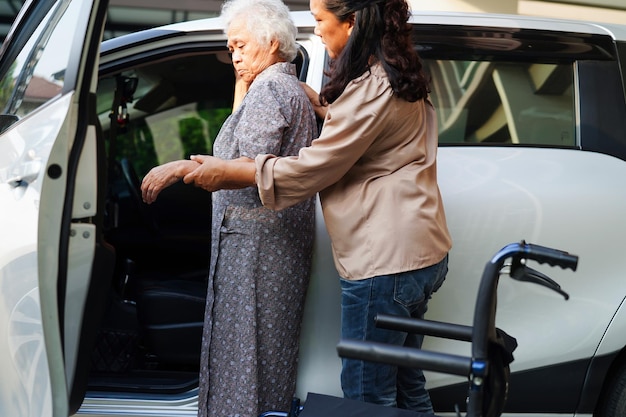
[{"left": 256, "top": 63, "right": 452, "bottom": 280}]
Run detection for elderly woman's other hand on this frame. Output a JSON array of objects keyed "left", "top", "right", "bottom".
[
  {"left": 300, "top": 82, "right": 327, "bottom": 119},
  {"left": 141, "top": 159, "right": 200, "bottom": 204},
  {"left": 184, "top": 155, "right": 256, "bottom": 191},
  {"left": 233, "top": 69, "right": 252, "bottom": 111}
]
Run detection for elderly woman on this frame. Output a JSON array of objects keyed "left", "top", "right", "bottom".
[{"left": 141, "top": 1, "right": 317, "bottom": 416}]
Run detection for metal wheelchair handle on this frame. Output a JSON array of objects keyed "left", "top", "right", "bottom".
[{"left": 336, "top": 339, "right": 472, "bottom": 376}]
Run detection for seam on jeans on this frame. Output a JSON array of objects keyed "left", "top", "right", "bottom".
[
  {"left": 432, "top": 254, "right": 448, "bottom": 293},
  {"left": 358, "top": 277, "right": 375, "bottom": 402}
]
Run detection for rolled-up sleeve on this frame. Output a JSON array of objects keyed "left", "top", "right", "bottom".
[
  {"left": 255, "top": 154, "right": 279, "bottom": 209},
  {"left": 255, "top": 151, "right": 323, "bottom": 210}
]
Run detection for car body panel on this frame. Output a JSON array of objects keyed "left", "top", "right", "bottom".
[
  {"left": 596, "top": 297, "right": 626, "bottom": 357},
  {"left": 0, "top": 0, "right": 109, "bottom": 416},
  {"left": 295, "top": 146, "right": 626, "bottom": 411},
  {"left": 430, "top": 146, "right": 626, "bottom": 377},
  {"left": 0, "top": 95, "right": 70, "bottom": 417}
]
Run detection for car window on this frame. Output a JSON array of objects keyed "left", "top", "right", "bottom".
[
  {"left": 0, "top": 0, "right": 81, "bottom": 119},
  {"left": 98, "top": 52, "right": 234, "bottom": 178},
  {"left": 97, "top": 44, "right": 310, "bottom": 178},
  {"left": 424, "top": 59, "right": 575, "bottom": 146}
]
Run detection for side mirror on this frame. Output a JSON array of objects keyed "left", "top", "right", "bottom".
[{"left": 0, "top": 114, "right": 19, "bottom": 134}]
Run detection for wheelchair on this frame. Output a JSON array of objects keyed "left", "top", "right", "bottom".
[{"left": 261, "top": 240, "right": 577, "bottom": 417}]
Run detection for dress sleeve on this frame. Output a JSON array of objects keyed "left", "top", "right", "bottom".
[
  {"left": 256, "top": 71, "right": 393, "bottom": 210},
  {"left": 235, "top": 81, "right": 287, "bottom": 158}
]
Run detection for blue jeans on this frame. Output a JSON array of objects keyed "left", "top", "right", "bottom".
[{"left": 339, "top": 255, "right": 448, "bottom": 414}]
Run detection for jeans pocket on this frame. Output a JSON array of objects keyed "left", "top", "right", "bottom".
[
  {"left": 393, "top": 255, "right": 449, "bottom": 309},
  {"left": 393, "top": 274, "right": 425, "bottom": 309}
]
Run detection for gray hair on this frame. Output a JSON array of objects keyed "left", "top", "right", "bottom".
[{"left": 220, "top": 0, "right": 298, "bottom": 62}]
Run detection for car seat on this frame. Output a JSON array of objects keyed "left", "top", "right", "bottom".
[{"left": 135, "top": 271, "right": 208, "bottom": 367}]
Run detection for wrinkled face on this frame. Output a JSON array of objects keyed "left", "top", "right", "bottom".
[
  {"left": 227, "top": 18, "right": 279, "bottom": 83},
  {"left": 310, "top": 0, "right": 353, "bottom": 59}
]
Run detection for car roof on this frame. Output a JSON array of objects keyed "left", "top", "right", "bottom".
[
  {"left": 405, "top": 10, "right": 626, "bottom": 41},
  {"left": 101, "top": 9, "right": 626, "bottom": 56}
]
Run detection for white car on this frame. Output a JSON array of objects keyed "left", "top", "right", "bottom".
[{"left": 1, "top": 1, "right": 626, "bottom": 416}]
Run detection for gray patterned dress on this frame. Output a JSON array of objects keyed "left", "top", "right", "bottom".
[{"left": 197, "top": 62, "right": 317, "bottom": 417}]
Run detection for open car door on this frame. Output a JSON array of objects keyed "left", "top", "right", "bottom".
[{"left": 0, "top": 0, "right": 109, "bottom": 416}]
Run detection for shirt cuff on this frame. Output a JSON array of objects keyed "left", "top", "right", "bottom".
[{"left": 255, "top": 153, "right": 278, "bottom": 210}]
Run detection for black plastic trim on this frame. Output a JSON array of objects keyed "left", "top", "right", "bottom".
[
  {"left": 430, "top": 351, "right": 621, "bottom": 413},
  {"left": 616, "top": 41, "right": 626, "bottom": 109},
  {"left": 577, "top": 351, "right": 622, "bottom": 413},
  {"left": 578, "top": 60, "right": 626, "bottom": 161},
  {"left": 414, "top": 26, "right": 616, "bottom": 62}
]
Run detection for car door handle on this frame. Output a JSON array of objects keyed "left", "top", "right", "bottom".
[
  {"left": 7, "top": 175, "right": 33, "bottom": 187},
  {"left": 6, "top": 161, "right": 41, "bottom": 188}
]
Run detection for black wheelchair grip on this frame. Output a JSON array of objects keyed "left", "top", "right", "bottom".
[
  {"left": 337, "top": 339, "right": 472, "bottom": 376},
  {"left": 524, "top": 243, "right": 578, "bottom": 271}
]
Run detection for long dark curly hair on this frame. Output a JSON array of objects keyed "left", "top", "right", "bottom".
[{"left": 319, "top": 0, "right": 430, "bottom": 105}]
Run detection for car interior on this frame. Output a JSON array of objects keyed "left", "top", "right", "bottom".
[
  {"left": 91, "top": 50, "right": 231, "bottom": 393},
  {"left": 90, "top": 46, "right": 309, "bottom": 394}
]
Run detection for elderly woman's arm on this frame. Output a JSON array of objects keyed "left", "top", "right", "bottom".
[
  {"left": 184, "top": 155, "right": 256, "bottom": 191},
  {"left": 141, "top": 159, "right": 201, "bottom": 204}
]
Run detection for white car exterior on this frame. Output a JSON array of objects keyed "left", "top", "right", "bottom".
[{"left": 0, "top": 1, "right": 625, "bottom": 417}]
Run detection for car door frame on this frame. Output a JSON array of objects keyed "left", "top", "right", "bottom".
[
  {"left": 0, "top": 0, "right": 112, "bottom": 415},
  {"left": 49, "top": 0, "right": 110, "bottom": 414}
]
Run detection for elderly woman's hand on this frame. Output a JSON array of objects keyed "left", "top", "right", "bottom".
[
  {"left": 232, "top": 69, "right": 252, "bottom": 111},
  {"left": 300, "top": 82, "right": 327, "bottom": 119},
  {"left": 184, "top": 155, "right": 256, "bottom": 191},
  {"left": 141, "top": 159, "right": 200, "bottom": 204}
]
